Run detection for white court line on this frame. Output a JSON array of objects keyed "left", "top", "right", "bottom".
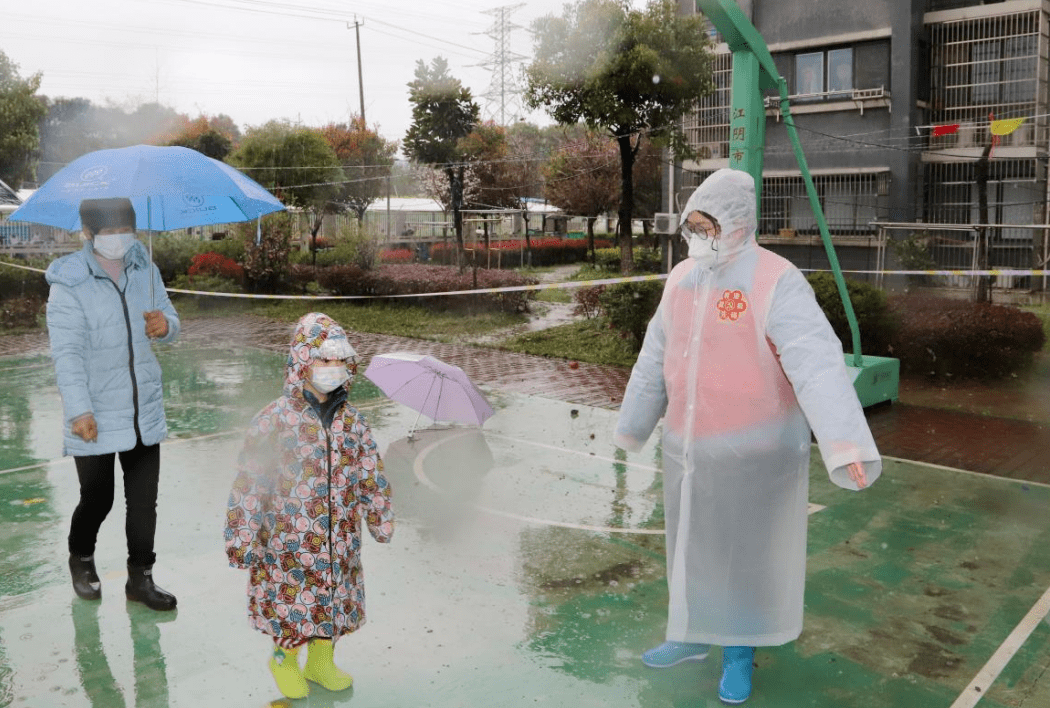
[
  {"left": 882, "top": 454, "right": 1050, "bottom": 490},
  {"left": 412, "top": 429, "right": 826, "bottom": 535},
  {"left": 484, "top": 431, "right": 662, "bottom": 473},
  {"left": 0, "top": 429, "right": 241, "bottom": 477},
  {"left": 950, "top": 583, "right": 1050, "bottom": 708}
]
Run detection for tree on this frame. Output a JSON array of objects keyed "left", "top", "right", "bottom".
[
  {"left": 229, "top": 120, "right": 344, "bottom": 265},
  {"left": 632, "top": 136, "right": 663, "bottom": 248},
  {"left": 525, "top": 0, "right": 713, "bottom": 273},
  {"left": 320, "top": 117, "right": 398, "bottom": 222},
  {"left": 0, "top": 50, "right": 46, "bottom": 189},
  {"left": 37, "top": 97, "right": 187, "bottom": 182},
  {"left": 543, "top": 130, "right": 620, "bottom": 262},
  {"left": 165, "top": 114, "right": 241, "bottom": 161},
  {"left": 404, "top": 57, "right": 480, "bottom": 270}
]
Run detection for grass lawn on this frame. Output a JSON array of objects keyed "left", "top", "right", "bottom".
[
  {"left": 495, "top": 318, "right": 639, "bottom": 368},
  {"left": 1020, "top": 302, "right": 1050, "bottom": 352}
]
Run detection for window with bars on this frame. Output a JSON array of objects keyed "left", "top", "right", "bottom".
[
  {"left": 923, "top": 158, "right": 1043, "bottom": 240},
  {"left": 759, "top": 173, "right": 889, "bottom": 235},
  {"left": 928, "top": 10, "right": 1046, "bottom": 136},
  {"left": 683, "top": 50, "right": 732, "bottom": 161},
  {"left": 679, "top": 171, "right": 890, "bottom": 235}
]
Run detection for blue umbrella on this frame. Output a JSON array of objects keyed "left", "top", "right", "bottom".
[
  {"left": 9, "top": 144, "right": 284, "bottom": 232},
  {"left": 9, "top": 144, "right": 285, "bottom": 304}
]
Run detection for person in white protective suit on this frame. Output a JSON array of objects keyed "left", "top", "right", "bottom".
[{"left": 614, "top": 168, "right": 880, "bottom": 705}]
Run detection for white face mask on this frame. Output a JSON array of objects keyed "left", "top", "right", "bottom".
[
  {"left": 93, "top": 232, "right": 136, "bottom": 260},
  {"left": 687, "top": 234, "right": 719, "bottom": 266},
  {"left": 311, "top": 364, "right": 349, "bottom": 393}
]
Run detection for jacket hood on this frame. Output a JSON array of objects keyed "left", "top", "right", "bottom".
[
  {"left": 45, "top": 239, "right": 151, "bottom": 287},
  {"left": 679, "top": 168, "right": 758, "bottom": 262},
  {"left": 285, "top": 312, "right": 357, "bottom": 395}
]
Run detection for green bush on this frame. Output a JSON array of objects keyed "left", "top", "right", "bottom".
[
  {"left": 0, "top": 295, "right": 46, "bottom": 331},
  {"left": 149, "top": 232, "right": 203, "bottom": 283},
  {"left": 598, "top": 281, "right": 663, "bottom": 351},
  {"left": 593, "top": 247, "right": 662, "bottom": 273},
  {"left": 236, "top": 213, "right": 293, "bottom": 294},
  {"left": 0, "top": 258, "right": 52, "bottom": 301},
  {"left": 888, "top": 295, "right": 1046, "bottom": 379},
  {"left": 889, "top": 231, "right": 938, "bottom": 288},
  {"left": 806, "top": 272, "right": 898, "bottom": 356}
]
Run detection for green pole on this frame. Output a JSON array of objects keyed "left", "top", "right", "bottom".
[{"left": 776, "top": 80, "right": 863, "bottom": 366}]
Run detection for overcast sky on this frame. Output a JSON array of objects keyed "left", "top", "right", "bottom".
[{"left": 3, "top": 0, "right": 644, "bottom": 155}]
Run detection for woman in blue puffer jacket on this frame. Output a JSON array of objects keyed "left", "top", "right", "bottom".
[{"left": 45, "top": 197, "right": 180, "bottom": 612}]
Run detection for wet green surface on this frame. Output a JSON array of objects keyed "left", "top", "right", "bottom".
[{"left": 0, "top": 346, "right": 1048, "bottom": 707}]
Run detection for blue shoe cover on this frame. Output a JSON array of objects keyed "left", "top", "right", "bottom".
[
  {"left": 641, "top": 641, "right": 710, "bottom": 668},
  {"left": 719, "top": 646, "right": 756, "bottom": 704}
]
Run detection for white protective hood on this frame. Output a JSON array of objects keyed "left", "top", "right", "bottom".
[
  {"left": 615, "top": 168, "right": 881, "bottom": 647},
  {"left": 678, "top": 167, "right": 759, "bottom": 263}
]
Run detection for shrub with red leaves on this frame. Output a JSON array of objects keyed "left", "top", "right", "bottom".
[
  {"left": 428, "top": 237, "right": 613, "bottom": 268},
  {"left": 379, "top": 248, "right": 414, "bottom": 264},
  {"left": 187, "top": 252, "right": 244, "bottom": 283},
  {"left": 888, "top": 295, "right": 1046, "bottom": 379},
  {"left": 315, "top": 263, "right": 536, "bottom": 312}
]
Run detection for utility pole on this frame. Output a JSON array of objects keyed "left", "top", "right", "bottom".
[
  {"left": 474, "top": 4, "right": 526, "bottom": 125},
  {"left": 349, "top": 17, "right": 366, "bottom": 124}
]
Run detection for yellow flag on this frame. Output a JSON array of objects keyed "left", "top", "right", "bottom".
[{"left": 990, "top": 117, "right": 1026, "bottom": 136}]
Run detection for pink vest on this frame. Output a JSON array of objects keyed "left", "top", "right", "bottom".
[{"left": 662, "top": 249, "right": 801, "bottom": 438}]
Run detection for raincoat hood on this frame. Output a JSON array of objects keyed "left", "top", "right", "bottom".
[
  {"left": 285, "top": 312, "right": 358, "bottom": 395},
  {"left": 679, "top": 168, "right": 758, "bottom": 262}
]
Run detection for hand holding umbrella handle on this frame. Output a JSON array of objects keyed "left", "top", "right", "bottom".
[{"left": 144, "top": 310, "right": 168, "bottom": 339}]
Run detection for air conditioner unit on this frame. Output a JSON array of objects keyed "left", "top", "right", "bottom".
[{"left": 654, "top": 212, "right": 679, "bottom": 234}]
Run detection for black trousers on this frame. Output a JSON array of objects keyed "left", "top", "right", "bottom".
[{"left": 69, "top": 440, "right": 160, "bottom": 568}]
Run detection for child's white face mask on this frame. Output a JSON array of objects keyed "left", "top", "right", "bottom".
[
  {"left": 311, "top": 364, "right": 349, "bottom": 393},
  {"left": 93, "top": 232, "right": 136, "bottom": 260}
]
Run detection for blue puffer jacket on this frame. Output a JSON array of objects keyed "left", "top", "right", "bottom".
[{"left": 45, "top": 239, "right": 180, "bottom": 457}]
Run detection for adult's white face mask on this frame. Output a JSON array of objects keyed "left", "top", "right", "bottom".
[
  {"left": 311, "top": 364, "right": 349, "bottom": 393},
  {"left": 93, "top": 232, "right": 136, "bottom": 260},
  {"left": 687, "top": 234, "right": 719, "bottom": 267}
]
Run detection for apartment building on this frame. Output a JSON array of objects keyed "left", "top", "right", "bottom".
[{"left": 671, "top": 0, "right": 1049, "bottom": 290}]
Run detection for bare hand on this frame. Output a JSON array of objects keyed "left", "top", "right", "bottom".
[
  {"left": 144, "top": 310, "right": 168, "bottom": 339},
  {"left": 847, "top": 461, "right": 867, "bottom": 489},
  {"left": 71, "top": 414, "right": 97, "bottom": 442}
]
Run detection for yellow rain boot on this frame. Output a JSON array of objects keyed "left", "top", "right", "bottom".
[
  {"left": 303, "top": 639, "right": 353, "bottom": 691},
  {"left": 269, "top": 643, "right": 308, "bottom": 699}
]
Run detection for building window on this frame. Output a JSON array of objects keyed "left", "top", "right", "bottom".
[
  {"left": 794, "top": 48, "right": 854, "bottom": 98},
  {"left": 828, "top": 48, "right": 853, "bottom": 94},
  {"left": 759, "top": 173, "right": 889, "bottom": 235},
  {"left": 795, "top": 52, "right": 824, "bottom": 96}
]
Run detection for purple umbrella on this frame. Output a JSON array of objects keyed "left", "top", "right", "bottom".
[{"left": 363, "top": 353, "right": 495, "bottom": 434}]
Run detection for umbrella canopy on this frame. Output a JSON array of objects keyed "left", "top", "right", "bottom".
[
  {"left": 364, "top": 353, "right": 495, "bottom": 430},
  {"left": 9, "top": 144, "right": 284, "bottom": 232}
]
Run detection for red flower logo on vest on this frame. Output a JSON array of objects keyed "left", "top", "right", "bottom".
[{"left": 716, "top": 289, "right": 748, "bottom": 322}]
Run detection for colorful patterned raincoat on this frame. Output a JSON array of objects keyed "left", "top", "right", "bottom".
[
  {"left": 225, "top": 313, "right": 393, "bottom": 647},
  {"left": 615, "top": 169, "right": 881, "bottom": 647}
]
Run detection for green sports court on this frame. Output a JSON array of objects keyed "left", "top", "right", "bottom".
[{"left": 0, "top": 338, "right": 1047, "bottom": 708}]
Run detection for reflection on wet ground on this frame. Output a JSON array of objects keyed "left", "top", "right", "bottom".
[{"left": 0, "top": 346, "right": 1047, "bottom": 707}]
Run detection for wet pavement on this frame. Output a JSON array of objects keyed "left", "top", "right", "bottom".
[
  {"left": 2, "top": 316, "right": 1047, "bottom": 483},
  {"left": 1, "top": 319, "right": 1048, "bottom": 708}
]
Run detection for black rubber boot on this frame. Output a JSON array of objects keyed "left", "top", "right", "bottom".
[
  {"left": 69, "top": 554, "right": 101, "bottom": 601},
  {"left": 125, "top": 564, "right": 177, "bottom": 611}
]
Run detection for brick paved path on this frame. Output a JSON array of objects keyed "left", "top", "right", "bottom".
[{"left": 5, "top": 315, "right": 1047, "bottom": 484}]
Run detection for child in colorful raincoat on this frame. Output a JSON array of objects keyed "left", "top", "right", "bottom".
[
  {"left": 615, "top": 169, "right": 880, "bottom": 705},
  {"left": 224, "top": 312, "right": 393, "bottom": 700}
]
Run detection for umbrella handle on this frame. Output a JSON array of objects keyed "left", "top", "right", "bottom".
[{"left": 148, "top": 196, "right": 155, "bottom": 309}]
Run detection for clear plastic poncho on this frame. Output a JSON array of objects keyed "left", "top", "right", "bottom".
[{"left": 615, "top": 168, "right": 881, "bottom": 646}]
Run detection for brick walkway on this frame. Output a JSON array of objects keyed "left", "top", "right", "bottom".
[{"left": 6, "top": 315, "right": 1047, "bottom": 485}]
